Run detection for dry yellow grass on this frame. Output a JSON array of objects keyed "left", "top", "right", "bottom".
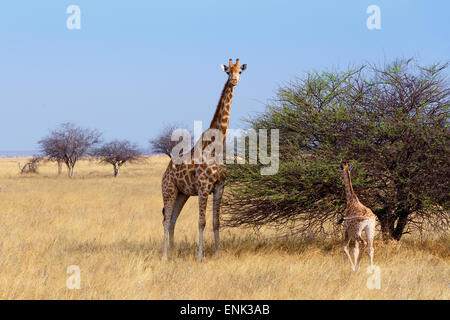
[{"left": 0, "top": 156, "right": 448, "bottom": 299}]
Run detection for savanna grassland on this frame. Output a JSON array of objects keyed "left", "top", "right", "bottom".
[{"left": 0, "top": 156, "right": 448, "bottom": 299}]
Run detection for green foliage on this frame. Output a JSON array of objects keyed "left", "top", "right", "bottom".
[{"left": 223, "top": 59, "right": 450, "bottom": 239}]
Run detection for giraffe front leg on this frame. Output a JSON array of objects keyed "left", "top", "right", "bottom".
[
  {"left": 197, "top": 192, "right": 208, "bottom": 261},
  {"left": 212, "top": 183, "right": 224, "bottom": 255},
  {"left": 162, "top": 203, "right": 173, "bottom": 261}
]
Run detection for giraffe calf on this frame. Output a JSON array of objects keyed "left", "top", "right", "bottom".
[{"left": 339, "top": 162, "right": 377, "bottom": 271}]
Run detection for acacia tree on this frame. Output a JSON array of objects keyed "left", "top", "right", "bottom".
[
  {"left": 38, "top": 122, "right": 102, "bottom": 178},
  {"left": 93, "top": 140, "right": 142, "bottom": 177},
  {"left": 222, "top": 59, "right": 449, "bottom": 241},
  {"left": 149, "top": 123, "right": 193, "bottom": 158}
]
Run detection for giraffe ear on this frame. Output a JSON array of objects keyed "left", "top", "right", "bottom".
[
  {"left": 221, "top": 64, "right": 228, "bottom": 72},
  {"left": 241, "top": 64, "right": 247, "bottom": 71}
]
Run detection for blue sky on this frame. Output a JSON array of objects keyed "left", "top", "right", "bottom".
[{"left": 0, "top": 0, "right": 448, "bottom": 151}]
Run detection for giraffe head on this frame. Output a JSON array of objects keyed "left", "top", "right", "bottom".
[
  {"left": 221, "top": 58, "right": 247, "bottom": 86},
  {"left": 339, "top": 161, "right": 353, "bottom": 176}
]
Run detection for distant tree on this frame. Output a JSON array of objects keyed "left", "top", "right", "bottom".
[
  {"left": 149, "top": 123, "right": 193, "bottom": 158},
  {"left": 222, "top": 59, "right": 449, "bottom": 241},
  {"left": 38, "top": 135, "right": 64, "bottom": 175},
  {"left": 93, "top": 140, "right": 142, "bottom": 177},
  {"left": 18, "top": 156, "right": 43, "bottom": 174},
  {"left": 38, "top": 122, "right": 102, "bottom": 178}
]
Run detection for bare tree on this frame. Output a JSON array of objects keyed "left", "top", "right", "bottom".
[
  {"left": 92, "top": 140, "right": 142, "bottom": 177},
  {"left": 38, "top": 122, "right": 102, "bottom": 178},
  {"left": 38, "top": 135, "right": 65, "bottom": 175},
  {"left": 18, "top": 156, "right": 43, "bottom": 174},
  {"left": 149, "top": 123, "right": 193, "bottom": 158}
]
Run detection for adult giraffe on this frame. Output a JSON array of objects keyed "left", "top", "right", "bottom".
[{"left": 161, "top": 59, "right": 247, "bottom": 260}]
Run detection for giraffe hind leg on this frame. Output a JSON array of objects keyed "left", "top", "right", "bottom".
[
  {"left": 343, "top": 230, "right": 355, "bottom": 270},
  {"left": 162, "top": 180, "right": 178, "bottom": 261},
  {"left": 162, "top": 197, "right": 176, "bottom": 261},
  {"left": 365, "top": 219, "right": 376, "bottom": 267},
  {"left": 169, "top": 193, "right": 189, "bottom": 250},
  {"left": 354, "top": 234, "right": 365, "bottom": 271}
]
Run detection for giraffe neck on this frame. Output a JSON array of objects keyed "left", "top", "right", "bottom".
[
  {"left": 343, "top": 168, "right": 359, "bottom": 204},
  {"left": 209, "top": 79, "right": 235, "bottom": 144}
]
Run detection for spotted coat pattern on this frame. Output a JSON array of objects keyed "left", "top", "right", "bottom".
[{"left": 161, "top": 59, "right": 246, "bottom": 260}]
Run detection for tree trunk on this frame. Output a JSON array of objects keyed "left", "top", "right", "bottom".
[
  {"left": 392, "top": 209, "right": 409, "bottom": 241},
  {"left": 113, "top": 165, "right": 119, "bottom": 177},
  {"left": 379, "top": 217, "right": 395, "bottom": 241},
  {"left": 375, "top": 207, "right": 396, "bottom": 241},
  {"left": 57, "top": 160, "right": 62, "bottom": 175},
  {"left": 67, "top": 164, "right": 74, "bottom": 178},
  {"left": 376, "top": 207, "right": 410, "bottom": 241}
]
